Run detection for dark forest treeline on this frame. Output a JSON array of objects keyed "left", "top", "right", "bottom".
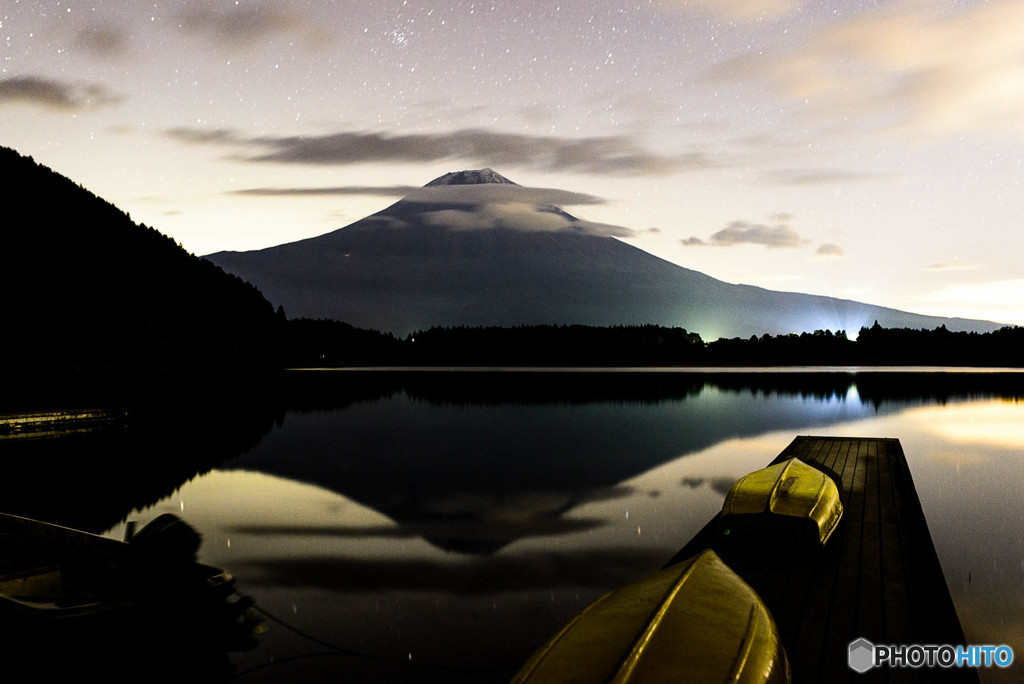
[
  {"left": 279, "top": 321, "right": 706, "bottom": 367},
  {"left": 280, "top": 319, "right": 1024, "bottom": 368},
  {"left": 405, "top": 324, "right": 705, "bottom": 366},
  {"left": 707, "top": 322, "right": 1024, "bottom": 367}
]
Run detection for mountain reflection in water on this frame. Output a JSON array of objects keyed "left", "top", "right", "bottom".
[{"left": 4, "top": 369, "right": 1023, "bottom": 682}]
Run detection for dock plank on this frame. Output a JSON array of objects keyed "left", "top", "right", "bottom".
[{"left": 669, "top": 436, "right": 976, "bottom": 684}]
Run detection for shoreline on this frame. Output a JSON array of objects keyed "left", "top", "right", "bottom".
[{"left": 289, "top": 365, "right": 1024, "bottom": 374}]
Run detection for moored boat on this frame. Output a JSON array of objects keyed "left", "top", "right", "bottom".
[
  {"left": 511, "top": 549, "right": 790, "bottom": 683},
  {"left": 718, "top": 457, "right": 843, "bottom": 547},
  {"left": 0, "top": 511, "right": 261, "bottom": 671}
]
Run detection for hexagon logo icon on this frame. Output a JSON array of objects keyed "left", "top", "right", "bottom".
[{"left": 849, "top": 638, "right": 875, "bottom": 673}]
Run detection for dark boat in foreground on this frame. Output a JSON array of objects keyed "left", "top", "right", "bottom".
[{"left": 0, "top": 511, "right": 261, "bottom": 680}]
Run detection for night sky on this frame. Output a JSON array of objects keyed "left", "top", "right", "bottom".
[{"left": 3, "top": 1, "right": 1023, "bottom": 325}]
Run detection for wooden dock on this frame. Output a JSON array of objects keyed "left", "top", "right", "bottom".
[
  {"left": 666, "top": 436, "right": 978, "bottom": 683},
  {"left": 0, "top": 408, "right": 127, "bottom": 441}
]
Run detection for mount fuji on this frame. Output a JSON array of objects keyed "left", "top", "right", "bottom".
[{"left": 206, "top": 169, "right": 1000, "bottom": 339}]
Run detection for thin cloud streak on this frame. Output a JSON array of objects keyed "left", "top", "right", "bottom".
[
  {"left": 232, "top": 184, "right": 608, "bottom": 206},
  {"left": 684, "top": 221, "right": 808, "bottom": 249},
  {"left": 0, "top": 76, "right": 123, "bottom": 112},
  {"left": 927, "top": 261, "right": 980, "bottom": 272},
  {"left": 175, "top": 4, "right": 330, "bottom": 51},
  {"left": 816, "top": 244, "right": 846, "bottom": 258},
  {"left": 73, "top": 23, "right": 132, "bottom": 58},
  {"left": 233, "top": 185, "right": 423, "bottom": 197},
  {"left": 769, "top": 168, "right": 904, "bottom": 186},
  {"left": 165, "top": 127, "right": 241, "bottom": 145},
  {"left": 657, "top": 0, "right": 796, "bottom": 22}
]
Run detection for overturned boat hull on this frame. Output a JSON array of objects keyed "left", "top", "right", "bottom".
[
  {"left": 512, "top": 549, "right": 790, "bottom": 683},
  {"left": 719, "top": 457, "right": 843, "bottom": 547}
]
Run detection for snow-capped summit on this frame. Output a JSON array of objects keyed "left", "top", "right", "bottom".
[{"left": 424, "top": 168, "right": 517, "bottom": 186}]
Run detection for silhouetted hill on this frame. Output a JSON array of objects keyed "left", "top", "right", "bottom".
[
  {"left": 281, "top": 317, "right": 402, "bottom": 366},
  {"left": 206, "top": 169, "right": 1003, "bottom": 340},
  {"left": 0, "top": 145, "right": 280, "bottom": 389}
]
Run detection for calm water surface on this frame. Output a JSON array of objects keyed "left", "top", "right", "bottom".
[{"left": 95, "top": 371, "right": 1024, "bottom": 682}]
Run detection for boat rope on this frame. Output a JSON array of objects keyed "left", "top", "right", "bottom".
[
  {"left": 252, "top": 603, "right": 355, "bottom": 655},
  {"left": 230, "top": 603, "right": 512, "bottom": 682}
]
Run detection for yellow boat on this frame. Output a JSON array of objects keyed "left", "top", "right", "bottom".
[
  {"left": 511, "top": 549, "right": 790, "bottom": 683},
  {"left": 719, "top": 458, "right": 843, "bottom": 547}
]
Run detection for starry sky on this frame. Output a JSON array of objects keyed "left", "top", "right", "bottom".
[{"left": 3, "top": 1, "right": 1024, "bottom": 326}]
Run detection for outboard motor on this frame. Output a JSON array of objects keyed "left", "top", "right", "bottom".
[{"left": 129, "top": 513, "right": 202, "bottom": 565}]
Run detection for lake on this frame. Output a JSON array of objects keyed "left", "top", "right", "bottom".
[{"left": 6, "top": 369, "right": 1023, "bottom": 682}]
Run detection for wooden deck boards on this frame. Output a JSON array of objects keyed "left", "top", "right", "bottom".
[{"left": 667, "top": 436, "right": 977, "bottom": 683}]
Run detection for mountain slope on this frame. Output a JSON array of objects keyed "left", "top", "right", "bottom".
[
  {"left": 206, "top": 169, "right": 1001, "bottom": 339},
  {"left": 1, "top": 146, "right": 280, "bottom": 381}
]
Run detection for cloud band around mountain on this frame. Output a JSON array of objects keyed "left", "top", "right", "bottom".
[{"left": 420, "top": 203, "right": 633, "bottom": 237}]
